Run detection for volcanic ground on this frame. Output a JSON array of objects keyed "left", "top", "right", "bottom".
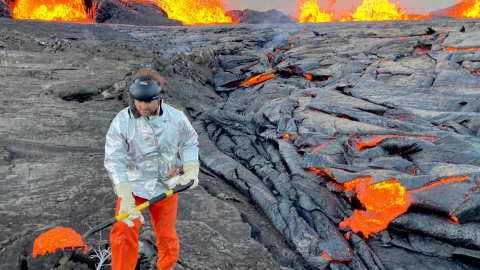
[{"left": 1, "top": 17, "right": 480, "bottom": 270}]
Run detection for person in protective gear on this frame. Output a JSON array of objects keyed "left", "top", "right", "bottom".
[{"left": 104, "top": 68, "right": 199, "bottom": 270}]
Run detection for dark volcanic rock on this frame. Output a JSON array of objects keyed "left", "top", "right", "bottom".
[
  {"left": 226, "top": 9, "right": 295, "bottom": 24},
  {"left": 94, "top": 0, "right": 182, "bottom": 26},
  {"left": 0, "top": 0, "right": 13, "bottom": 19},
  {"left": 0, "top": 20, "right": 295, "bottom": 270}
]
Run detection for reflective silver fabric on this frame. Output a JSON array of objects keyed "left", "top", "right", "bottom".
[{"left": 104, "top": 101, "right": 199, "bottom": 199}]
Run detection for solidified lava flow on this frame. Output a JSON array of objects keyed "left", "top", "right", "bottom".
[{"left": 33, "top": 228, "right": 86, "bottom": 258}]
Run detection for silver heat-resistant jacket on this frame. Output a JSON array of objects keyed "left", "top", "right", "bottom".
[{"left": 104, "top": 101, "right": 199, "bottom": 199}]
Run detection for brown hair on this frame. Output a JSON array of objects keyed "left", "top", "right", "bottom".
[{"left": 133, "top": 68, "right": 165, "bottom": 86}]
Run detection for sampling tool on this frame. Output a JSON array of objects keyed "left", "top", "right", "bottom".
[
  {"left": 81, "top": 180, "right": 193, "bottom": 243},
  {"left": 33, "top": 181, "right": 193, "bottom": 258}
]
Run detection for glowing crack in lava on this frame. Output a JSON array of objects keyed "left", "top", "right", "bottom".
[
  {"left": 297, "top": 0, "right": 333, "bottom": 23},
  {"left": 350, "top": 135, "right": 437, "bottom": 151},
  {"left": 33, "top": 227, "right": 87, "bottom": 258},
  {"left": 239, "top": 73, "right": 275, "bottom": 87},
  {"left": 410, "top": 175, "right": 470, "bottom": 193},
  {"left": 12, "top": 0, "right": 91, "bottom": 22},
  {"left": 156, "top": 0, "right": 235, "bottom": 25},
  {"left": 339, "top": 177, "right": 411, "bottom": 238}
]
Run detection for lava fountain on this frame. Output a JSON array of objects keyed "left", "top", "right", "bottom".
[
  {"left": 11, "top": 0, "right": 92, "bottom": 22},
  {"left": 297, "top": 0, "right": 333, "bottom": 23},
  {"left": 441, "top": 0, "right": 480, "bottom": 18},
  {"left": 156, "top": 0, "right": 236, "bottom": 25},
  {"left": 297, "top": 0, "right": 428, "bottom": 22},
  {"left": 350, "top": 0, "right": 409, "bottom": 21}
]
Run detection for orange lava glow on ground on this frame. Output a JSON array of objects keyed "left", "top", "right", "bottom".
[
  {"left": 297, "top": 0, "right": 427, "bottom": 23},
  {"left": 11, "top": 0, "right": 91, "bottom": 22},
  {"left": 156, "top": 0, "right": 235, "bottom": 25},
  {"left": 239, "top": 73, "right": 275, "bottom": 87},
  {"left": 33, "top": 227, "right": 87, "bottom": 258},
  {"left": 339, "top": 177, "right": 411, "bottom": 238}
]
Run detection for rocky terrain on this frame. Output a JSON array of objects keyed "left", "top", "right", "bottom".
[{"left": 1, "top": 17, "right": 480, "bottom": 270}]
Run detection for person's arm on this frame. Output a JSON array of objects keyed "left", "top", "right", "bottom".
[
  {"left": 104, "top": 114, "right": 143, "bottom": 226},
  {"left": 178, "top": 113, "right": 199, "bottom": 164},
  {"left": 104, "top": 114, "right": 129, "bottom": 186},
  {"left": 177, "top": 113, "right": 200, "bottom": 189}
]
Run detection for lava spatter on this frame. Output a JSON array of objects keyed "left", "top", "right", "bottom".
[{"left": 33, "top": 227, "right": 87, "bottom": 258}]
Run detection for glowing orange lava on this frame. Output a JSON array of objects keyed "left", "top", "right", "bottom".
[
  {"left": 350, "top": 135, "right": 437, "bottom": 151},
  {"left": 350, "top": 0, "right": 409, "bottom": 21},
  {"left": 339, "top": 174, "right": 471, "bottom": 237},
  {"left": 442, "top": 0, "right": 480, "bottom": 19},
  {"left": 461, "top": 1, "right": 480, "bottom": 18},
  {"left": 304, "top": 74, "right": 314, "bottom": 80},
  {"left": 296, "top": 0, "right": 427, "bottom": 22},
  {"left": 33, "top": 228, "right": 87, "bottom": 258},
  {"left": 156, "top": 0, "right": 235, "bottom": 25},
  {"left": 322, "top": 251, "right": 333, "bottom": 260},
  {"left": 297, "top": 0, "right": 333, "bottom": 23},
  {"left": 446, "top": 47, "right": 480, "bottom": 52},
  {"left": 239, "top": 73, "right": 275, "bottom": 87},
  {"left": 410, "top": 175, "right": 470, "bottom": 193},
  {"left": 394, "top": 115, "right": 416, "bottom": 121},
  {"left": 339, "top": 177, "right": 411, "bottom": 238},
  {"left": 11, "top": 0, "right": 91, "bottom": 22},
  {"left": 311, "top": 142, "right": 328, "bottom": 153}
]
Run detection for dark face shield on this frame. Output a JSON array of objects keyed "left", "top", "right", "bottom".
[{"left": 129, "top": 78, "right": 163, "bottom": 101}]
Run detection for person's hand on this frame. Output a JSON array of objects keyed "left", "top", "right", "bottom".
[
  {"left": 177, "top": 161, "right": 199, "bottom": 189},
  {"left": 114, "top": 182, "right": 144, "bottom": 227}
]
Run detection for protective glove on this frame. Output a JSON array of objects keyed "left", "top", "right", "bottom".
[
  {"left": 177, "top": 161, "right": 199, "bottom": 189},
  {"left": 114, "top": 182, "right": 144, "bottom": 227}
]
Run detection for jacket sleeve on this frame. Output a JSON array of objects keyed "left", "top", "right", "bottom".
[
  {"left": 104, "top": 113, "right": 129, "bottom": 186},
  {"left": 178, "top": 112, "right": 199, "bottom": 164}
]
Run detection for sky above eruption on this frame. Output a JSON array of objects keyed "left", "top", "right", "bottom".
[{"left": 225, "top": 0, "right": 460, "bottom": 16}]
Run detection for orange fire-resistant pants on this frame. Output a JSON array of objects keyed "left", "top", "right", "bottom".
[{"left": 110, "top": 193, "right": 179, "bottom": 270}]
